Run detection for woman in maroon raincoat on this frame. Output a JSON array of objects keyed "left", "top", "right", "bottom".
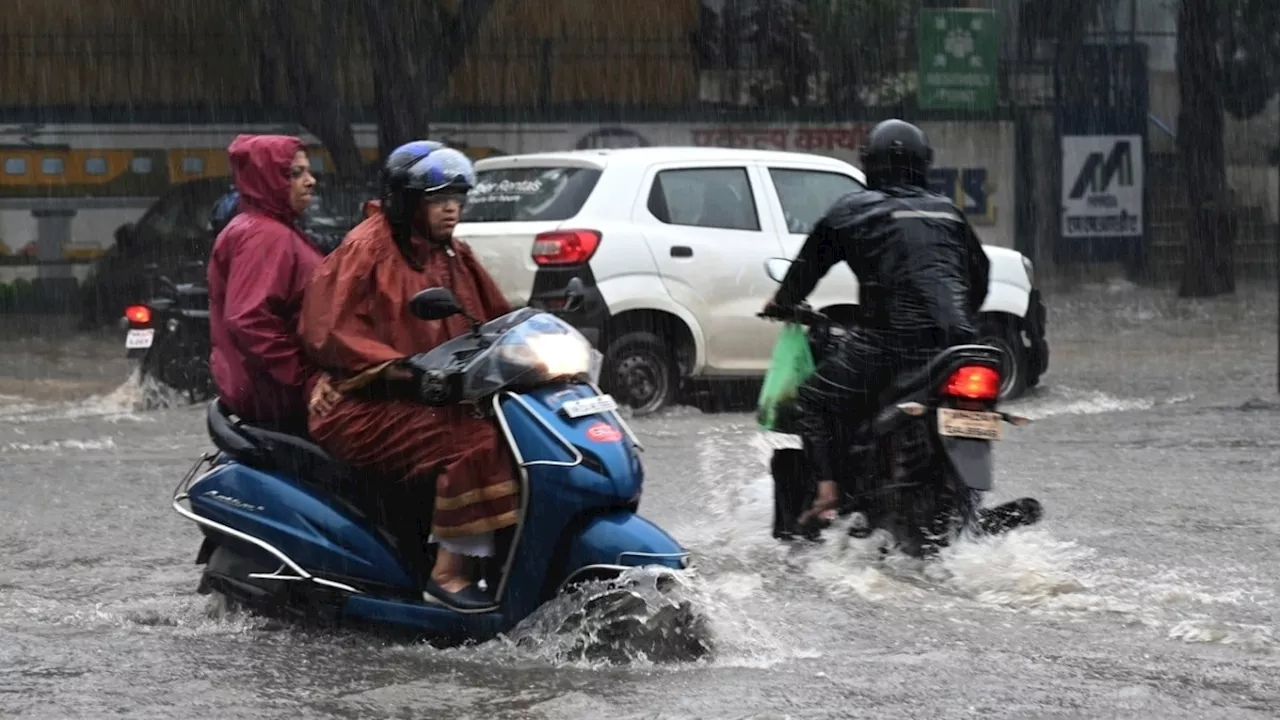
[
  {"left": 207, "top": 134, "right": 321, "bottom": 432},
  {"left": 299, "top": 143, "right": 516, "bottom": 610}
]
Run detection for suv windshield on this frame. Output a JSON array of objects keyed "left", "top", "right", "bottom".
[{"left": 462, "top": 166, "right": 602, "bottom": 222}]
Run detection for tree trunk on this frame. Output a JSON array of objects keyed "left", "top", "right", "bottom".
[
  {"left": 1176, "top": 0, "right": 1236, "bottom": 297},
  {"left": 363, "top": 0, "right": 499, "bottom": 159},
  {"left": 257, "top": 0, "right": 365, "bottom": 179},
  {"left": 362, "top": 0, "right": 428, "bottom": 159},
  {"left": 1048, "top": 0, "right": 1104, "bottom": 103}
]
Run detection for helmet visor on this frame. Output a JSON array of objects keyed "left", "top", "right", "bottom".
[{"left": 406, "top": 148, "right": 477, "bottom": 194}]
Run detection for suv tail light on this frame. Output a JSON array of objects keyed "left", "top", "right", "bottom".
[
  {"left": 532, "top": 230, "right": 601, "bottom": 266},
  {"left": 943, "top": 365, "right": 1000, "bottom": 400},
  {"left": 124, "top": 305, "right": 151, "bottom": 325}
]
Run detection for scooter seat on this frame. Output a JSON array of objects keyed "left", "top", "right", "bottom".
[
  {"left": 879, "top": 344, "right": 1002, "bottom": 405},
  {"left": 205, "top": 399, "right": 438, "bottom": 586},
  {"left": 206, "top": 399, "right": 349, "bottom": 490}
]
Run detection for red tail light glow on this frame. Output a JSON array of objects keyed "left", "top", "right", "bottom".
[
  {"left": 124, "top": 305, "right": 151, "bottom": 325},
  {"left": 531, "top": 230, "right": 601, "bottom": 266},
  {"left": 943, "top": 365, "right": 1000, "bottom": 400}
]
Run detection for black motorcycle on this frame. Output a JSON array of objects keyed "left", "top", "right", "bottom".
[
  {"left": 122, "top": 262, "right": 214, "bottom": 403},
  {"left": 758, "top": 258, "right": 1042, "bottom": 558}
]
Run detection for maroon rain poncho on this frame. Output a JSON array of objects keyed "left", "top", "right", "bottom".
[
  {"left": 299, "top": 204, "right": 519, "bottom": 539},
  {"left": 207, "top": 134, "right": 322, "bottom": 428}
]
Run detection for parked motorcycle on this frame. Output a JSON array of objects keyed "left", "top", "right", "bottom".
[
  {"left": 171, "top": 279, "right": 700, "bottom": 647},
  {"left": 122, "top": 262, "right": 213, "bottom": 403},
  {"left": 758, "top": 258, "right": 1042, "bottom": 557}
]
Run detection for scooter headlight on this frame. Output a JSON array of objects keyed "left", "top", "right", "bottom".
[{"left": 524, "top": 332, "right": 593, "bottom": 377}]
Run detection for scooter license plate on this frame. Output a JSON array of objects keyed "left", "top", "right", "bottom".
[
  {"left": 937, "top": 408, "right": 1003, "bottom": 441},
  {"left": 561, "top": 394, "right": 619, "bottom": 419},
  {"left": 125, "top": 328, "right": 155, "bottom": 350}
]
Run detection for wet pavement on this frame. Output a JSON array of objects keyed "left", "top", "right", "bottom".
[{"left": 1, "top": 281, "right": 1279, "bottom": 719}]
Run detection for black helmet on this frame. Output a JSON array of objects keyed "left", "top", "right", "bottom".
[
  {"left": 859, "top": 119, "right": 933, "bottom": 189},
  {"left": 380, "top": 141, "right": 476, "bottom": 267}
]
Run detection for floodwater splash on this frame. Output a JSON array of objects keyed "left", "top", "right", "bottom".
[
  {"left": 793, "top": 514, "right": 1275, "bottom": 651},
  {"left": 0, "top": 368, "right": 193, "bottom": 424},
  {"left": 2, "top": 436, "right": 117, "bottom": 453},
  {"left": 744, "top": 422, "right": 1273, "bottom": 653},
  {"left": 1002, "top": 384, "right": 1194, "bottom": 419},
  {"left": 481, "top": 566, "right": 714, "bottom": 666},
  {"left": 464, "top": 563, "right": 821, "bottom": 669}
]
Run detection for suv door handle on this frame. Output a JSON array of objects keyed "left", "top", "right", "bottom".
[{"left": 670, "top": 246, "right": 693, "bottom": 258}]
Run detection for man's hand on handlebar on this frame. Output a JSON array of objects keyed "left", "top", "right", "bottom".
[
  {"left": 758, "top": 300, "right": 790, "bottom": 320},
  {"left": 758, "top": 299, "right": 824, "bottom": 326}
]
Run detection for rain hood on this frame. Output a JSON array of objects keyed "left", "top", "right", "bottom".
[{"left": 227, "top": 134, "right": 305, "bottom": 221}]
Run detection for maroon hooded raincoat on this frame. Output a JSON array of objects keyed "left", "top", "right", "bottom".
[{"left": 207, "top": 134, "right": 322, "bottom": 428}]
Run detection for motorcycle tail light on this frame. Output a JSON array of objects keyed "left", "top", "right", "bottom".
[
  {"left": 124, "top": 305, "right": 151, "bottom": 325},
  {"left": 943, "top": 365, "right": 1000, "bottom": 400}
]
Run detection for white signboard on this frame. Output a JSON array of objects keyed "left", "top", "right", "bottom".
[{"left": 1061, "top": 134, "right": 1144, "bottom": 238}]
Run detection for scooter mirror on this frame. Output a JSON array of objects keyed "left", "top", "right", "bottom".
[
  {"left": 764, "top": 257, "right": 792, "bottom": 283},
  {"left": 409, "top": 287, "right": 464, "bottom": 321}
]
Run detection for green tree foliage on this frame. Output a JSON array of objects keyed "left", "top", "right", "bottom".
[
  {"left": 1176, "top": 0, "right": 1280, "bottom": 297},
  {"left": 251, "top": 0, "right": 366, "bottom": 179},
  {"left": 1219, "top": 0, "right": 1280, "bottom": 121},
  {"left": 361, "top": 0, "right": 498, "bottom": 159},
  {"left": 691, "top": 0, "right": 919, "bottom": 109},
  {"left": 135, "top": 0, "right": 502, "bottom": 178},
  {"left": 805, "top": 0, "right": 921, "bottom": 110}
]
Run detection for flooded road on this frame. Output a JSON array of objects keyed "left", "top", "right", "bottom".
[{"left": 1, "top": 282, "right": 1278, "bottom": 719}]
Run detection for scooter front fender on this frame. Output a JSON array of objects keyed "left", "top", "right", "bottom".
[{"left": 560, "top": 512, "right": 690, "bottom": 589}]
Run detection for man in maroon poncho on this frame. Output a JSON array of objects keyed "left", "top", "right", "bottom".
[
  {"left": 208, "top": 134, "right": 322, "bottom": 432},
  {"left": 299, "top": 142, "right": 516, "bottom": 611}
]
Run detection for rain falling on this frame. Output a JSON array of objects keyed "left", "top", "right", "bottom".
[{"left": 1, "top": 1, "right": 1278, "bottom": 718}]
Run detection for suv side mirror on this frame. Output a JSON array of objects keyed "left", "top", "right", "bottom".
[
  {"left": 764, "top": 257, "right": 792, "bottom": 283},
  {"left": 563, "top": 277, "right": 586, "bottom": 313}
]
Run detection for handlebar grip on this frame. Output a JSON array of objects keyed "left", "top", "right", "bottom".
[{"left": 759, "top": 306, "right": 826, "bottom": 326}]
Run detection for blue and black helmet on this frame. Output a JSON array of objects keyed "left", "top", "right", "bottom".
[{"left": 380, "top": 141, "right": 475, "bottom": 266}]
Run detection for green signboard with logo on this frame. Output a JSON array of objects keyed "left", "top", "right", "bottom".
[{"left": 917, "top": 8, "right": 998, "bottom": 111}]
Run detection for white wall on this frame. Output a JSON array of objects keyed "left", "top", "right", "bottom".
[{"left": 0, "top": 205, "right": 144, "bottom": 256}]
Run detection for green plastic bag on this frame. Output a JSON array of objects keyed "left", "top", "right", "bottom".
[{"left": 756, "top": 323, "right": 817, "bottom": 431}]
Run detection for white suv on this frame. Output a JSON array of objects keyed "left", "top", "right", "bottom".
[{"left": 455, "top": 147, "right": 1048, "bottom": 414}]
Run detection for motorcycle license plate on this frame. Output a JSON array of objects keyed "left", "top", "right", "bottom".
[
  {"left": 937, "top": 408, "right": 1003, "bottom": 441},
  {"left": 561, "top": 394, "right": 619, "bottom": 419},
  {"left": 125, "top": 329, "right": 155, "bottom": 350}
]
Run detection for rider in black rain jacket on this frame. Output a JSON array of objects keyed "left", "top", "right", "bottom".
[{"left": 763, "top": 119, "right": 991, "bottom": 525}]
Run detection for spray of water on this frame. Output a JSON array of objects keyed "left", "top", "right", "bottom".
[
  {"left": 0, "top": 368, "right": 188, "bottom": 424},
  {"left": 476, "top": 566, "right": 713, "bottom": 666},
  {"left": 5, "top": 365, "right": 1268, "bottom": 665}
]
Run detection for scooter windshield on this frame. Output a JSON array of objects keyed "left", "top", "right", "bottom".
[{"left": 457, "top": 311, "right": 603, "bottom": 400}]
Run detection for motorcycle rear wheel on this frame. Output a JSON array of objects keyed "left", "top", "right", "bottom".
[{"left": 874, "top": 428, "right": 980, "bottom": 558}]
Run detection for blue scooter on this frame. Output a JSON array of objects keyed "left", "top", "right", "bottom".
[{"left": 171, "top": 280, "right": 695, "bottom": 646}]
